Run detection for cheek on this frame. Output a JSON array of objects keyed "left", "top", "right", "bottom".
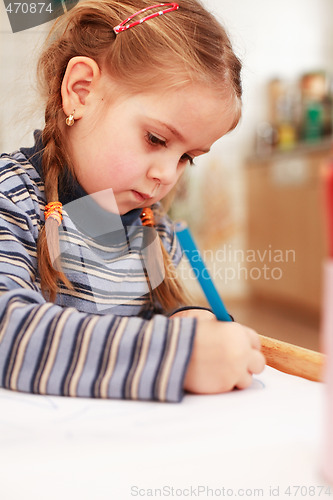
[{"left": 97, "top": 151, "right": 142, "bottom": 187}]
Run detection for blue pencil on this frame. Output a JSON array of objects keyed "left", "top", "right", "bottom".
[{"left": 175, "top": 222, "right": 231, "bottom": 322}]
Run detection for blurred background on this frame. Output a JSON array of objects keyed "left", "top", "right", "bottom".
[{"left": 1, "top": 0, "right": 333, "bottom": 349}]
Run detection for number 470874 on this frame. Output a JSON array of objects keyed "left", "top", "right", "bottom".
[
  {"left": 5, "top": 3, "right": 53, "bottom": 14},
  {"left": 284, "top": 485, "right": 332, "bottom": 496}
]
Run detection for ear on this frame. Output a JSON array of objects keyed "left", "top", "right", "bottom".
[{"left": 61, "top": 56, "right": 101, "bottom": 120}]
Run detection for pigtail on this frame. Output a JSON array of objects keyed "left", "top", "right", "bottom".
[
  {"left": 140, "top": 206, "right": 191, "bottom": 314},
  {"left": 154, "top": 241, "right": 191, "bottom": 311},
  {"left": 37, "top": 98, "right": 73, "bottom": 301}
]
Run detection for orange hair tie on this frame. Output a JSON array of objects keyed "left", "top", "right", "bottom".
[
  {"left": 140, "top": 207, "right": 155, "bottom": 227},
  {"left": 44, "top": 201, "right": 63, "bottom": 226}
]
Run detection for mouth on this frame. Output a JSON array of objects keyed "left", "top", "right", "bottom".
[{"left": 131, "top": 190, "right": 153, "bottom": 202}]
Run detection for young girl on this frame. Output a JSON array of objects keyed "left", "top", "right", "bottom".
[{"left": 0, "top": 0, "right": 265, "bottom": 402}]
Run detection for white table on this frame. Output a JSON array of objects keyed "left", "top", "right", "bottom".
[{"left": 0, "top": 367, "right": 329, "bottom": 500}]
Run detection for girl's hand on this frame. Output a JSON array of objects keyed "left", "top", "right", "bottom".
[
  {"left": 184, "top": 321, "right": 265, "bottom": 394},
  {"left": 170, "top": 308, "right": 216, "bottom": 321}
]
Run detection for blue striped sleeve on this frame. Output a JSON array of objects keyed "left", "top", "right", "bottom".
[
  {"left": 0, "top": 154, "right": 196, "bottom": 402},
  {"left": 0, "top": 289, "right": 195, "bottom": 402}
]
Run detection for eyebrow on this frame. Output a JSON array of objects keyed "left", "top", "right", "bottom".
[{"left": 153, "top": 119, "right": 211, "bottom": 154}]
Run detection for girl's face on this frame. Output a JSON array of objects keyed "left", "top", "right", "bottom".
[{"left": 67, "top": 79, "right": 238, "bottom": 215}]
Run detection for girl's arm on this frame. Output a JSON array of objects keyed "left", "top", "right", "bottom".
[
  {"left": 0, "top": 158, "right": 195, "bottom": 402},
  {"left": 0, "top": 286, "right": 195, "bottom": 402}
]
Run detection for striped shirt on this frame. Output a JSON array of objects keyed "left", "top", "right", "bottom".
[{"left": 0, "top": 134, "right": 196, "bottom": 402}]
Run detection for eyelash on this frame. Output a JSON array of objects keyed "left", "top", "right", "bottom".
[{"left": 145, "top": 132, "right": 195, "bottom": 166}]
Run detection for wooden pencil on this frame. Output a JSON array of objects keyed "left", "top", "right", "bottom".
[{"left": 259, "top": 334, "right": 325, "bottom": 382}]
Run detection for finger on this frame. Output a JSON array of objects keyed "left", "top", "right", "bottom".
[
  {"left": 246, "top": 328, "right": 261, "bottom": 350},
  {"left": 236, "top": 371, "right": 253, "bottom": 390},
  {"left": 248, "top": 349, "right": 266, "bottom": 375}
]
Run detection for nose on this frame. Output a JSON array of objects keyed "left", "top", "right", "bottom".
[{"left": 147, "top": 157, "right": 179, "bottom": 186}]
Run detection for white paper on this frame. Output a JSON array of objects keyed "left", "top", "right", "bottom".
[{"left": 0, "top": 366, "right": 328, "bottom": 500}]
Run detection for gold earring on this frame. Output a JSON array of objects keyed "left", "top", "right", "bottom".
[{"left": 65, "top": 110, "right": 75, "bottom": 127}]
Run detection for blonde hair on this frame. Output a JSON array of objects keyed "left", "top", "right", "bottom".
[{"left": 36, "top": 0, "right": 242, "bottom": 311}]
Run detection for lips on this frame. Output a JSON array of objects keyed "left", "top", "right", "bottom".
[{"left": 132, "top": 190, "right": 153, "bottom": 202}]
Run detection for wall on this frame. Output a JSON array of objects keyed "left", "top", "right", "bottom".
[{"left": 0, "top": 3, "right": 47, "bottom": 151}]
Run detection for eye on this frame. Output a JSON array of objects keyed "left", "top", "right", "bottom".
[
  {"left": 146, "top": 132, "right": 195, "bottom": 166},
  {"left": 146, "top": 132, "right": 167, "bottom": 147},
  {"left": 180, "top": 153, "right": 195, "bottom": 166}
]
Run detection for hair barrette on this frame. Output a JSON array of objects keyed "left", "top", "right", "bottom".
[
  {"left": 44, "top": 201, "right": 63, "bottom": 226},
  {"left": 140, "top": 207, "right": 155, "bottom": 227},
  {"left": 113, "top": 3, "right": 179, "bottom": 35}
]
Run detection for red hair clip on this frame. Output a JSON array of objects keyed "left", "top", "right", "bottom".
[{"left": 113, "top": 3, "right": 179, "bottom": 35}]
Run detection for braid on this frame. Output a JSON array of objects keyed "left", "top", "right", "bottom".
[
  {"left": 155, "top": 242, "right": 192, "bottom": 311},
  {"left": 140, "top": 206, "right": 192, "bottom": 314},
  {"left": 37, "top": 98, "right": 73, "bottom": 301}
]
